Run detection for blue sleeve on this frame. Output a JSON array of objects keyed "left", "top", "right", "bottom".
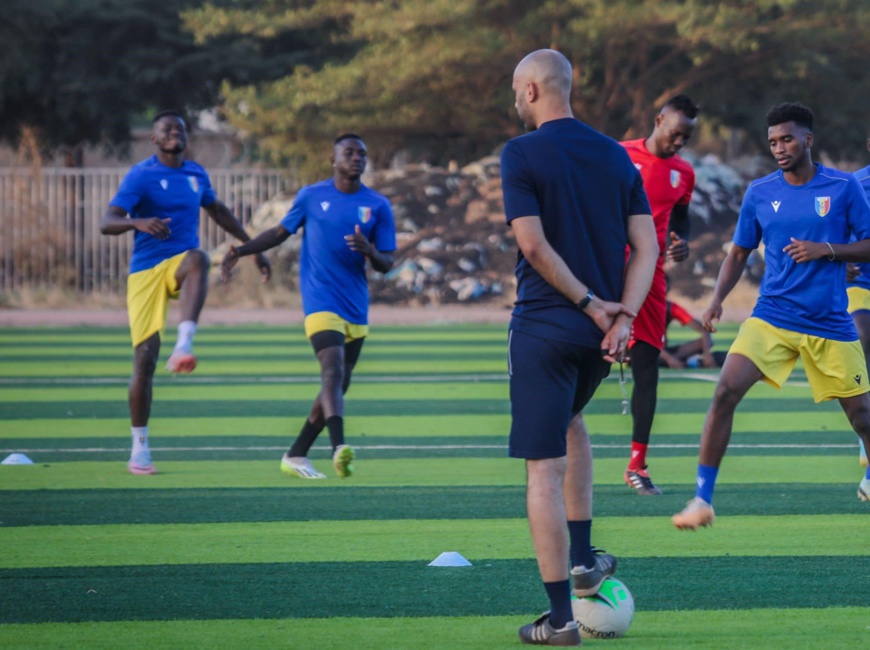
[
  {"left": 200, "top": 171, "right": 216, "bottom": 208},
  {"left": 109, "top": 168, "right": 144, "bottom": 214},
  {"left": 372, "top": 199, "right": 397, "bottom": 252},
  {"left": 846, "top": 176, "right": 870, "bottom": 241},
  {"left": 280, "top": 187, "right": 309, "bottom": 234},
  {"left": 500, "top": 140, "right": 539, "bottom": 223},
  {"left": 629, "top": 169, "right": 651, "bottom": 216},
  {"left": 732, "top": 185, "right": 762, "bottom": 249}
]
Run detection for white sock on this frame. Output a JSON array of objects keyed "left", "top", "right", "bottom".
[
  {"left": 131, "top": 426, "right": 149, "bottom": 457},
  {"left": 174, "top": 320, "right": 197, "bottom": 354}
]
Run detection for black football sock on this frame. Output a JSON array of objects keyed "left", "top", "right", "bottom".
[
  {"left": 544, "top": 580, "right": 574, "bottom": 629},
  {"left": 287, "top": 418, "right": 323, "bottom": 457},
  {"left": 568, "top": 519, "right": 594, "bottom": 569},
  {"left": 325, "top": 415, "right": 345, "bottom": 451}
]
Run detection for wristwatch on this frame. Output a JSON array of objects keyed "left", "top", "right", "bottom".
[{"left": 576, "top": 291, "right": 594, "bottom": 311}]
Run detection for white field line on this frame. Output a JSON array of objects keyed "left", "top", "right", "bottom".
[{"left": 0, "top": 443, "right": 858, "bottom": 454}]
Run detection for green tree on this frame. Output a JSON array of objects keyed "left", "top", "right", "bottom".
[
  {"left": 0, "top": 0, "right": 315, "bottom": 164},
  {"left": 184, "top": 0, "right": 869, "bottom": 176}
]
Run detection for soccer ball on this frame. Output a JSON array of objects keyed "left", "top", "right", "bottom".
[{"left": 572, "top": 577, "right": 634, "bottom": 639}]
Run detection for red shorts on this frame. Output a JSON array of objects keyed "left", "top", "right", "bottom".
[{"left": 629, "top": 265, "right": 667, "bottom": 350}]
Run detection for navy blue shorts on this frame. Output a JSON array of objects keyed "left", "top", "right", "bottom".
[{"left": 508, "top": 329, "right": 611, "bottom": 459}]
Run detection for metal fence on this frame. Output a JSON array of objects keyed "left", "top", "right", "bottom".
[{"left": 0, "top": 167, "right": 291, "bottom": 294}]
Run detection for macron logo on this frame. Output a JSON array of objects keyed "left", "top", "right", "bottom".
[
  {"left": 771, "top": 200, "right": 781, "bottom": 213},
  {"left": 320, "top": 201, "right": 330, "bottom": 212},
  {"left": 160, "top": 179, "right": 168, "bottom": 190},
  {"left": 697, "top": 477, "right": 706, "bottom": 488}
]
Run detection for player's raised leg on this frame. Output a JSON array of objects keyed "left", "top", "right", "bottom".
[
  {"left": 672, "top": 353, "right": 763, "bottom": 529},
  {"left": 565, "top": 414, "right": 616, "bottom": 596},
  {"left": 166, "top": 249, "right": 209, "bottom": 374}
]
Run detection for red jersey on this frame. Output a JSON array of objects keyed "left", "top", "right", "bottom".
[
  {"left": 666, "top": 301, "right": 694, "bottom": 328},
  {"left": 621, "top": 139, "right": 695, "bottom": 258}
]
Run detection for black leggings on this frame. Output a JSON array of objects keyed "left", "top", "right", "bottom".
[{"left": 630, "top": 340, "right": 660, "bottom": 445}]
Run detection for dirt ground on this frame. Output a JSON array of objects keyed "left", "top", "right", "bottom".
[
  {"left": 0, "top": 297, "right": 755, "bottom": 329},
  {"left": 0, "top": 276, "right": 757, "bottom": 328}
]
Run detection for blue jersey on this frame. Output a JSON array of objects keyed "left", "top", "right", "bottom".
[
  {"left": 501, "top": 118, "right": 650, "bottom": 347},
  {"left": 849, "top": 165, "right": 870, "bottom": 291},
  {"left": 110, "top": 155, "right": 216, "bottom": 273},
  {"left": 733, "top": 164, "right": 870, "bottom": 340},
  {"left": 281, "top": 180, "right": 396, "bottom": 324}
]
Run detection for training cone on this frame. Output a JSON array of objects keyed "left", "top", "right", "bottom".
[
  {"left": 2, "top": 453, "right": 34, "bottom": 465},
  {"left": 428, "top": 551, "right": 472, "bottom": 567}
]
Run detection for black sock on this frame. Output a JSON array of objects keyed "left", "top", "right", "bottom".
[
  {"left": 544, "top": 580, "right": 573, "bottom": 629},
  {"left": 567, "top": 520, "right": 594, "bottom": 569},
  {"left": 288, "top": 419, "right": 323, "bottom": 457},
  {"left": 325, "top": 415, "right": 345, "bottom": 451}
]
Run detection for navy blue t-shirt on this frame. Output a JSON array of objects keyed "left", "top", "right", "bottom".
[{"left": 501, "top": 118, "right": 651, "bottom": 347}]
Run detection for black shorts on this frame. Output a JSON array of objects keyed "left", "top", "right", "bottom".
[{"left": 508, "top": 329, "right": 611, "bottom": 459}]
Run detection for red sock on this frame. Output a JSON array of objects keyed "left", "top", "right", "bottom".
[{"left": 628, "top": 442, "right": 648, "bottom": 471}]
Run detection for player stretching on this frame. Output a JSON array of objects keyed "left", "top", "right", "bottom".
[
  {"left": 621, "top": 95, "right": 697, "bottom": 495},
  {"left": 847, "top": 135, "right": 870, "bottom": 492},
  {"left": 100, "top": 111, "right": 270, "bottom": 476},
  {"left": 503, "top": 49, "right": 658, "bottom": 645},
  {"left": 221, "top": 134, "right": 395, "bottom": 479},
  {"left": 673, "top": 102, "right": 870, "bottom": 530}
]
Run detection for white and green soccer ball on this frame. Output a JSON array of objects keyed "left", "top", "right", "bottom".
[{"left": 572, "top": 577, "right": 635, "bottom": 639}]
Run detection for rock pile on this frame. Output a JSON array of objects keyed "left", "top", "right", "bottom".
[{"left": 230, "top": 152, "right": 762, "bottom": 306}]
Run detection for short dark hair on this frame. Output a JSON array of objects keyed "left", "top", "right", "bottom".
[
  {"left": 334, "top": 133, "right": 363, "bottom": 145},
  {"left": 663, "top": 94, "right": 699, "bottom": 119},
  {"left": 152, "top": 110, "right": 185, "bottom": 125},
  {"left": 766, "top": 102, "right": 814, "bottom": 131}
]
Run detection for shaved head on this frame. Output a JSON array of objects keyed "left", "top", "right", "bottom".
[
  {"left": 514, "top": 49, "right": 573, "bottom": 100},
  {"left": 511, "top": 49, "right": 574, "bottom": 131}
]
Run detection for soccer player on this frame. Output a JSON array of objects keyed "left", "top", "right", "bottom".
[
  {"left": 847, "top": 136, "right": 870, "bottom": 479},
  {"left": 502, "top": 49, "right": 658, "bottom": 645},
  {"left": 100, "top": 110, "right": 270, "bottom": 476},
  {"left": 221, "top": 134, "right": 395, "bottom": 480},
  {"left": 621, "top": 95, "right": 698, "bottom": 495},
  {"left": 672, "top": 102, "right": 870, "bottom": 530},
  {"left": 658, "top": 299, "right": 725, "bottom": 369}
]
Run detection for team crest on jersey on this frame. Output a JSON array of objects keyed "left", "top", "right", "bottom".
[
  {"left": 188, "top": 176, "right": 199, "bottom": 193},
  {"left": 159, "top": 179, "right": 168, "bottom": 190},
  {"left": 358, "top": 207, "right": 372, "bottom": 223},
  {"left": 815, "top": 196, "right": 831, "bottom": 217},
  {"left": 670, "top": 170, "right": 681, "bottom": 188}
]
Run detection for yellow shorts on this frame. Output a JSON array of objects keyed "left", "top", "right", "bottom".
[
  {"left": 304, "top": 311, "right": 369, "bottom": 342},
  {"left": 127, "top": 252, "right": 186, "bottom": 347},
  {"left": 847, "top": 286, "right": 870, "bottom": 313},
  {"left": 729, "top": 317, "right": 869, "bottom": 403}
]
